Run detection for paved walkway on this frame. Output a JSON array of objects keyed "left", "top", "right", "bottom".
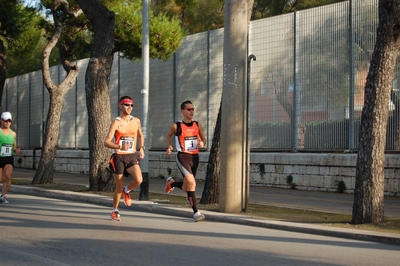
[{"left": 6, "top": 167, "right": 400, "bottom": 246}]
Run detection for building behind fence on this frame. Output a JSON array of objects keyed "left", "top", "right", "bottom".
[{"left": 4, "top": 0, "right": 400, "bottom": 153}]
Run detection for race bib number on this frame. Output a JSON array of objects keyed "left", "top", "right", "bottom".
[
  {"left": 119, "top": 137, "right": 135, "bottom": 153},
  {"left": 1, "top": 144, "right": 12, "bottom": 156},
  {"left": 184, "top": 136, "right": 198, "bottom": 152}
]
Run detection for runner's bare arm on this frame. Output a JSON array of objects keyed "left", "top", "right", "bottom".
[
  {"left": 104, "top": 120, "right": 120, "bottom": 149},
  {"left": 166, "top": 123, "right": 177, "bottom": 154}
]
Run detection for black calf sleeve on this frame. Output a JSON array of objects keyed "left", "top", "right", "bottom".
[
  {"left": 187, "top": 191, "right": 198, "bottom": 213},
  {"left": 171, "top": 181, "right": 183, "bottom": 190}
]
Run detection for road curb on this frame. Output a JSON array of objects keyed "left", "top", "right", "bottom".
[{"left": 9, "top": 185, "right": 400, "bottom": 246}]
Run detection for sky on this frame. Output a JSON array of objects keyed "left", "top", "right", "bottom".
[{"left": 23, "top": 0, "right": 38, "bottom": 7}]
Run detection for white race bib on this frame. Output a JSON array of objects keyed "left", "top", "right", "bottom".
[
  {"left": 184, "top": 136, "right": 198, "bottom": 151},
  {"left": 118, "top": 137, "right": 135, "bottom": 153},
  {"left": 1, "top": 144, "right": 12, "bottom": 156}
]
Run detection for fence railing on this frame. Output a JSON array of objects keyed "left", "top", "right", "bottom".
[{"left": 5, "top": 0, "right": 399, "bottom": 152}]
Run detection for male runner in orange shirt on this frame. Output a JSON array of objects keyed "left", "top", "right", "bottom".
[{"left": 104, "top": 96, "right": 145, "bottom": 221}]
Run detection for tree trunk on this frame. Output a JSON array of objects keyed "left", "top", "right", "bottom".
[
  {"left": 75, "top": 0, "right": 115, "bottom": 191},
  {"left": 32, "top": 92, "right": 67, "bottom": 184},
  {"left": 200, "top": 103, "right": 221, "bottom": 204},
  {"left": 352, "top": 0, "right": 400, "bottom": 224},
  {"left": 32, "top": 0, "right": 78, "bottom": 184},
  {"left": 200, "top": 0, "right": 254, "bottom": 205}
]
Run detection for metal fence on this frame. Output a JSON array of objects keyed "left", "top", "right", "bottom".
[{"left": 4, "top": 0, "right": 399, "bottom": 152}]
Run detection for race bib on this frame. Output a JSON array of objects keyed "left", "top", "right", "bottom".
[
  {"left": 1, "top": 144, "right": 12, "bottom": 156},
  {"left": 118, "top": 137, "right": 135, "bottom": 153},
  {"left": 184, "top": 136, "right": 198, "bottom": 152}
]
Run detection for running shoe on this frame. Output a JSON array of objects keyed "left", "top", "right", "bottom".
[
  {"left": 193, "top": 211, "right": 205, "bottom": 222},
  {"left": 110, "top": 211, "right": 121, "bottom": 221},
  {"left": 0, "top": 196, "right": 9, "bottom": 204},
  {"left": 122, "top": 187, "right": 132, "bottom": 206},
  {"left": 164, "top": 177, "right": 175, "bottom": 193}
]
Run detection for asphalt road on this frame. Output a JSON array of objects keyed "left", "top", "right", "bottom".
[{"left": 1, "top": 193, "right": 400, "bottom": 266}]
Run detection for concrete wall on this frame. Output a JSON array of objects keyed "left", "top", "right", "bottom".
[{"left": 14, "top": 150, "right": 400, "bottom": 196}]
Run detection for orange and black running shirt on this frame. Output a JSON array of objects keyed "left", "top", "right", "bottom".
[
  {"left": 174, "top": 120, "right": 200, "bottom": 154},
  {"left": 114, "top": 116, "right": 136, "bottom": 155}
]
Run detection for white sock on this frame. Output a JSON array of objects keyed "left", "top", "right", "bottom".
[
  {"left": 124, "top": 186, "right": 130, "bottom": 193},
  {"left": 113, "top": 208, "right": 119, "bottom": 212}
]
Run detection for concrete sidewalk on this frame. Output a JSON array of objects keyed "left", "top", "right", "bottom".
[{"left": 7, "top": 167, "right": 400, "bottom": 246}]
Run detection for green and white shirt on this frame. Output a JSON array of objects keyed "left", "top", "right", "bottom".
[{"left": 0, "top": 129, "right": 15, "bottom": 157}]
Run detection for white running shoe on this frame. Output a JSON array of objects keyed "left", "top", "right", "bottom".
[
  {"left": 193, "top": 211, "right": 205, "bottom": 222},
  {"left": 0, "top": 196, "right": 9, "bottom": 203}
]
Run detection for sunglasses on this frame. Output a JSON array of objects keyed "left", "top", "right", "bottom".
[
  {"left": 3, "top": 119, "right": 12, "bottom": 123},
  {"left": 123, "top": 104, "right": 134, "bottom": 107},
  {"left": 186, "top": 108, "right": 195, "bottom": 112}
]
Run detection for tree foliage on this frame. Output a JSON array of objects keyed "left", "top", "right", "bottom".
[
  {"left": 151, "top": 0, "right": 224, "bottom": 34},
  {"left": 252, "top": 0, "right": 347, "bottom": 19},
  {"left": 6, "top": 1, "right": 85, "bottom": 78},
  {"left": 6, "top": 0, "right": 185, "bottom": 78},
  {"left": 112, "top": 0, "right": 185, "bottom": 60},
  {"left": 0, "top": 1, "right": 33, "bottom": 46},
  {"left": 150, "top": 0, "right": 346, "bottom": 35},
  {"left": 0, "top": 1, "right": 45, "bottom": 111},
  {"left": 39, "top": 0, "right": 185, "bottom": 62},
  {"left": 7, "top": 13, "right": 51, "bottom": 77}
]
